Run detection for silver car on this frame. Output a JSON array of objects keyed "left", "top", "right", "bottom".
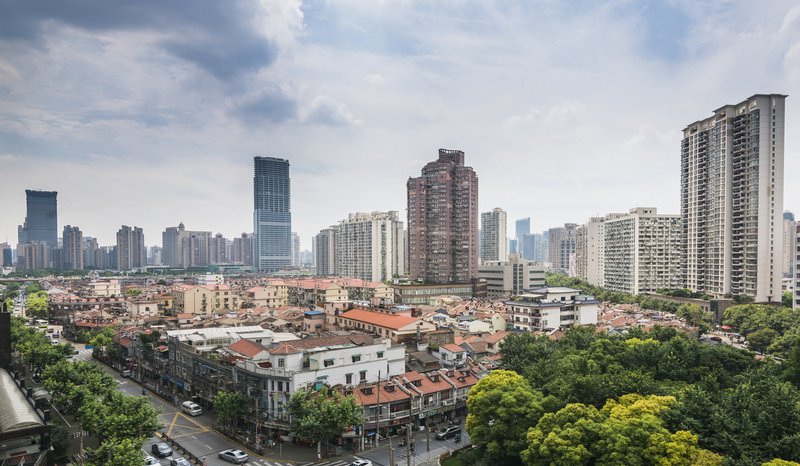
[{"left": 218, "top": 449, "right": 249, "bottom": 464}]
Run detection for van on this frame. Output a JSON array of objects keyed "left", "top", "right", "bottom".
[{"left": 181, "top": 401, "right": 202, "bottom": 416}]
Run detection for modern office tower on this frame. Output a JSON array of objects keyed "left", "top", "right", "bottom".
[
  {"left": 232, "top": 233, "right": 254, "bottom": 266},
  {"left": 603, "top": 208, "right": 682, "bottom": 294},
  {"left": 162, "top": 223, "right": 186, "bottom": 267},
  {"left": 784, "top": 212, "right": 796, "bottom": 278},
  {"left": 548, "top": 224, "right": 577, "bottom": 273},
  {"left": 116, "top": 225, "right": 145, "bottom": 271},
  {"left": 515, "top": 217, "right": 531, "bottom": 256},
  {"left": 314, "top": 226, "right": 338, "bottom": 276},
  {"left": 479, "top": 253, "right": 546, "bottom": 296},
  {"left": 209, "top": 234, "right": 228, "bottom": 264},
  {"left": 61, "top": 225, "right": 83, "bottom": 270},
  {"left": 17, "top": 190, "right": 58, "bottom": 251},
  {"left": 520, "top": 233, "right": 536, "bottom": 261},
  {"left": 333, "top": 211, "right": 405, "bottom": 282},
  {"left": 0, "top": 243, "right": 12, "bottom": 267},
  {"left": 82, "top": 237, "right": 98, "bottom": 269},
  {"left": 481, "top": 208, "right": 508, "bottom": 263},
  {"left": 682, "top": 94, "right": 785, "bottom": 302},
  {"left": 291, "top": 232, "right": 300, "bottom": 268},
  {"left": 15, "top": 242, "right": 49, "bottom": 270},
  {"left": 254, "top": 157, "right": 292, "bottom": 272},
  {"left": 407, "top": 149, "right": 479, "bottom": 283},
  {"left": 508, "top": 239, "right": 518, "bottom": 254}
]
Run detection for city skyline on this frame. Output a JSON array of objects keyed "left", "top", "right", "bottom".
[{"left": 1, "top": 2, "right": 800, "bottom": 249}]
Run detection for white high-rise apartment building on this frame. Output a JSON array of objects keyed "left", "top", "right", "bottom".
[
  {"left": 576, "top": 217, "right": 611, "bottom": 287},
  {"left": 314, "top": 226, "right": 338, "bottom": 276},
  {"left": 681, "top": 94, "right": 785, "bottom": 302},
  {"left": 480, "top": 208, "right": 508, "bottom": 263},
  {"left": 783, "top": 212, "right": 796, "bottom": 278},
  {"left": 334, "top": 211, "right": 405, "bottom": 282},
  {"left": 604, "top": 208, "right": 682, "bottom": 295}
]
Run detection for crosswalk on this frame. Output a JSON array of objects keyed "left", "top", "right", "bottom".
[{"left": 247, "top": 458, "right": 355, "bottom": 466}]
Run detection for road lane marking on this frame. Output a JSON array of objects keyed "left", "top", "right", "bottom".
[{"left": 166, "top": 411, "right": 181, "bottom": 436}]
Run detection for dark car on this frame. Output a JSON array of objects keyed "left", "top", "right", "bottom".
[
  {"left": 435, "top": 425, "right": 461, "bottom": 440},
  {"left": 151, "top": 442, "right": 172, "bottom": 458}
]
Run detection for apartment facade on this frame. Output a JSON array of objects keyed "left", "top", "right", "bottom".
[
  {"left": 116, "top": 225, "right": 145, "bottom": 271},
  {"left": 480, "top": 208, "right": 508, "bottom": 263},
  {"left": 479, "top": 253, "right": 545, "bottom": 296},
  {"left": 407, "top": 149, "right": 479, "bottom": 283},
  {"left": 603, "top": 208, "right": 682, "bottom": 295},
  {"left": 314, "top": 226, "right": 338, "bottom": 276},
  {"left": 784, "top": 212, "right": 796, "bottom": 278},
  {"left": 334, "top": 211, "right": 405, "bottom": 282},
  {"left": 795, "top": 224, "right": 800, "bottom": 309},
  {"left": 681, "top": 94, "right": 785, "bottom": 302},
  {"left": 548, "top": 224, "right": 577, "bottom": 273},
  {"left": 61, "top": 225, "right": 83, "bottom": 270},
  {"left": 509, "top": 287, "right": 599, "bottom": 332},
  {"left": 171, "top": 284, "right": 239, "bottom": 314}
]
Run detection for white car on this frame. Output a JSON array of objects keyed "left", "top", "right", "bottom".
[
  {"left": 218, "top": 449, "right": 249, "bottom": 464},
  {"left": 350, "top": 460, "right": 373, "bottom": 466},
  {"left": 142, "top": 450, "right": 159, "bottom": 465},
  {"left": 181, "top": 401, "right": 202, "bottom": 416}
]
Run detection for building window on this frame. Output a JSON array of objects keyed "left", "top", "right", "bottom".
[
  {"left": 324, "top": 359, "right": 334, "bottom": 367},
  {"left": 278, "top": 358, "right": 285, "bottom": 368},
  {"left": 360, "top": 370, "right": 367, "bottom": 382},
  {"left": 277, "top": 381, "right": 283, "bottom": 391},
  {"left": 377, "top": 351, "right": 384, "bottom": 358},
  {"left": 346, "top": 373, "right": 353, "bottom": 384},
  {"left": 352, "top": 355, "right": 361, "bottom": 363}
]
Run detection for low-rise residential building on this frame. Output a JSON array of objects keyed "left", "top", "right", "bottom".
[
  {"left": 91, "top": 279, "right": 121, "bottom": 297},
  {"left": 478, "top": 253, "right": 545, "bottom": 297},
  {"left": 246, "top": 283, "right": 289, "bottom": 308},
  {"left": 336, "top": 309, "right": 436, "bottom": 343},
  {"left": 509, "top": 287, "right": 599, "bottom": 332},
  {"left": 171, "top": 284, "right": 239, "bottom": 314},
  {"left": 287, "top": 280, "right": 348, "bottom": 308},
  {"left": 437, "top": 343, "right": 468, "bottom": 368},
  {"left": 393, "top": 282, "right": 487, "bottom": 305}
]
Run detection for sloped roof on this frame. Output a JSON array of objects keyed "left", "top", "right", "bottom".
[
  {"left": 0, "top": 370, "right": 43, "bottom": 434},
  {"left": 227, "top": 339, "right": 269, "bottom": 359},
  {"left": 339, "top": 309, "right": 419, "bottom": 331}
]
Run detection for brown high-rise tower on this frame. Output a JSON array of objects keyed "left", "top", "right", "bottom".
[{"left": 407, "top": 149, "right": 479, "bottom": 283}]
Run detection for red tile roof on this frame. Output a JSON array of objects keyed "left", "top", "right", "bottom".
[
  {"left": 440, "top": 344, "right": 466, "bottom": 353},
  {"left": 227, "top": 339, "right": 268, "bottom": 359},
  {"left": 339, "top": 309, "right": 419, "bottom": 331}
]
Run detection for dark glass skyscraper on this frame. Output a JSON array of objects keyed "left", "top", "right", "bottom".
[
  {"left": 253, "top": 157, "right": 292, "bottom": 272},
  {"left": 18, "top": 190, "right": 58, "bottom": 250}
]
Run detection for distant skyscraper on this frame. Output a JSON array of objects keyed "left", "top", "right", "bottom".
[
  {"left": 315, "top": 226, "right": 338, "bottom": 276},
  {"left": 61, "top": 225, "right": 83, "bottom": 270},
  {"left": 83, "top": 237, "right": 98, "bottom": 269},
  {"left": 481, "top": 208, "right": 508, "bottom": 262},
  {"left": 682, "top": 94, "right": 785, "bottom": 302},
  {"left": 254, "top": 157, "right": 292, "bottom": 272},
  {"left": 232, "top": 233, "right": 254, "bottom": 266},
  {"left": 116, "top": 225, "right": 145, "bottom": 271},
  {"left": 515, "top": 217, "right": 530, "bottom": 257},
  {"left": 333, "top": 211, "right": 405, "bottom": 282},
  {"left": 148, "top": 245, "right": 163, "bottom": 266},
  {"left": 548, "top": 224, "right": 577, "bottom": 273},
  {"left": 407, "top": 149, "right": 479, "bottom": 283},
  {"left": 209, "top": 234, "right": 228, "bottom": 264},
  {"left": 291, "top": 232, "right": 300, "bottom": 268},
  {"left": 0, "top": 243, "right": 12, "bottom": 267},
  {"left": 784, "top": 211, "right": 796, "bottom": 278},
  {"left": 520, "top": 233, "right": 536, "bottom": 261},
  {"left": 18, "top": 190, "right": 58, "bottom": 267}
]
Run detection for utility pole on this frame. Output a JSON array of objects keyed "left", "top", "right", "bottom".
[
  {"left": 406, "top": 422, "right": 412, "bottom": 466},
  {"left": 426, "top": 415, "right": 431, "bottom": 463},
  {"left": 376, "top": 370, "right": 381, "bottom": 448}
]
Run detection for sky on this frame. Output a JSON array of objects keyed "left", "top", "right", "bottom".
[{"left": 1, "top": 0, "right": 799, "bottom": 250}]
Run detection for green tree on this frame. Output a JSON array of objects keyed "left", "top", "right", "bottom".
[
  {"left": 676, "top": 304, "right": 713, "bottom": 334},
  {"left": 86, "top": 436, "right": 147, "bottom": 466},
  {"left": 466, "top": 370, "right": 544, "bottom": 465},
  {"left": 25, "top": 291, "right": 49, "bottom": 318},
  {"left": 783, "top": 337, "right": 800, "bottom": 386},
  {"left": 521, "top": 394, "right": 723, "bottom": 466},
  {"left": 78, "top": 392, "right": 161, "bottom": 441},
  {"left": 763, "top": 460, "right": 800, "bottom": 466},
  {"left": 748, "top": 328, "right": 779, "bottom": 354},
  {"left": 124, "top": 287, "right": 142, "bottom": 297},
  {"left": 89, "top": 326, "right": 116, "bottom": 355},
  {"left": 288, "top": 386, "right": 362, "bottom": 457},
  {"left": 212, "top": 391, "right": 248, "bottom": 429}
]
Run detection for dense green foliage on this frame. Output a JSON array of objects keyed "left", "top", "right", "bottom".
[
  {"left": 212, "top": 391, "right": 248, "bottom": 429},
  {"left": 288, "top": 386, "right": 362, "bottom": 452},
  {"left": 723, "top": 304, "right": 800, "bottom": 358},
  {"left": 25, "top": 290, "right": 49, "bottom": 318},
  {"left": 546, "top": 274, "right": 683, "bottom": 314},
  {"left": 463, "top": 325, "right": 800, "bottom": 465},
  {"left": 10, "top": 318, "right": 160, "bottom": 464}
]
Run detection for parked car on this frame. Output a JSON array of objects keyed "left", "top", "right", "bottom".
[
  {"left": 435, "top": 425, "right": 462, "bottom": 440},
  {"left": 142, "top": 450, "right": 159, "bottom": 465},
  {"left": 121, "top": 369, "right": 133, "bottom": 378},
  {"left": 350, "top": 460, "right": 373, "bottom": 466},
  {"left": 218, "top": 449, "right": 249, "bottom": 464},
  {"left": 181, "top": 401, "right": 202, "bottom": 416},
  {"left": 169, "top": 457, "right": 192, "bottom": 466},
  {"left": 151, "top": 442, "right": 172, "bottom": 458}
]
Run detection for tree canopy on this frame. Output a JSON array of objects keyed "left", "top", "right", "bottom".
[
  {"left": 288, "top": 386, "right": 362, "bottom": 454},
  {"left": 212, "top": 391, "right": 248, "bottom": 429}
]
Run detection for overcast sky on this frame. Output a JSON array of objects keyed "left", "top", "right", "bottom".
[{"left": 1, "top": 0, "right": 799, "bottom": 249}]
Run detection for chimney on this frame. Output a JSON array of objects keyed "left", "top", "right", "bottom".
[{"left": 0, "top": 304, "right": 10, "bottom": 370}]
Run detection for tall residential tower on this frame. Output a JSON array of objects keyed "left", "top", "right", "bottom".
[
  {"left": 407, "top": 149, "right": 478, "bottom": 283},
  {"left": 681, "top": 94, "right": 785, "bottom": 302},
  {"left": 253, "top": 157, "right": 292, "bottom": 272},
  {"left": 481, "top": 208, "right": 508, "bottom": 263}
]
